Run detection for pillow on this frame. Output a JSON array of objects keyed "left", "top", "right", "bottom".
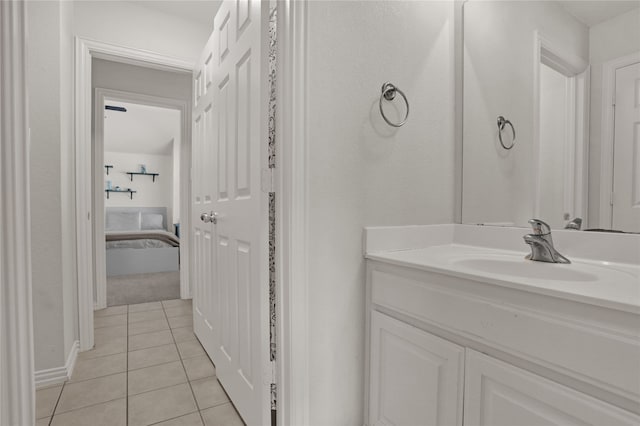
[
  {"left": 106, "top": 212, "right": 140, "bottom": 231},
  {"left": 141, "top": 213, "right": 164, "bottom": 230}
]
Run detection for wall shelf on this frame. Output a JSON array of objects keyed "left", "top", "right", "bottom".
[
  {"left": 126, "top": 172, "right": 159, "bottom": 182},
  {"left": 105, "top": 165, "right": 113, "bottom": 175},
  {"left": 105, "top": 189, "right": 136, "bottom": 200}
]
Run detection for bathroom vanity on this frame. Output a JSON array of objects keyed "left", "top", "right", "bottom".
[{"left": 364, "top": 224, "right": 640, "bottom": 426}]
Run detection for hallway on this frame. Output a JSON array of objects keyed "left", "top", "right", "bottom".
[{"left": 35, "top": 300, "right": 244, "bottom": 425}]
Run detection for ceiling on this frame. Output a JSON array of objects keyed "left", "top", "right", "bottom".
[
  {"left": 104, "top": 100, "right": 181, "bottom": 155},
  {"left": 132, "top": 0, "right": 222, "bottom": 28},
  {"left": 557, "top": 1, "right": 640, "bottom": 26}
]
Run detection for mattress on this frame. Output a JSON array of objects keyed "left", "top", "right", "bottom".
[{"left": 106, "top": 230, "right": 180, "bottom": 249}]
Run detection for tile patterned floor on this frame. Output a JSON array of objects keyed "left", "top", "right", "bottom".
[{"left": 35, "top": 299, "right": 245, "bottom": 426}]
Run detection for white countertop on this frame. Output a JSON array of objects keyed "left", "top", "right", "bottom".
[{"left": 364, "top": 225, "right": 640, "bottom": 314}]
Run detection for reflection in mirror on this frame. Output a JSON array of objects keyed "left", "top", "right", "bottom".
[{"left": 462, "top": 0, "right": 640, "bottom": 232}]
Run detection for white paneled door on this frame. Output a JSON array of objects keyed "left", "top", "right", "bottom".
[
  {"left": 192, "top": 1, "right": 271, "bottom": 425},
  {"left": 612, "top": 61, "right": 640, "bottom": 232}
]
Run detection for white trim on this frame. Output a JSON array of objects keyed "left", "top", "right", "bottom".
[
  {"left": 598, "top": 52, "right": 640, "bottom": 229},
  {"left": 276, "top": 1, "right": 309, "bottom": 425},
  {"left": 75, "top": 37, "right": 194, "bottom": 352},
  {"left": 34, "top": 340, "right": 79, "bottom": 390},
  {"left": 0, "top": 2, "right": 35, "bottom": 424},
  {"left": 94, "top": 88, "right": 192, "bottom": 308}
]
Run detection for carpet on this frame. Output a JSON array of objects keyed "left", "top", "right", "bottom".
[{"left": 107, "top": 271, "right": 180, "bottom": 306}]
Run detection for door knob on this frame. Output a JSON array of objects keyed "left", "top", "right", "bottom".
[{"left": 200, "top": 212, "right": 219, "bottom": 224}]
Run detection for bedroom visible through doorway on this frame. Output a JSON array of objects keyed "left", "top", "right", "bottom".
[{"left": 102, "top": 100, "right": 182, "bottom": 306}]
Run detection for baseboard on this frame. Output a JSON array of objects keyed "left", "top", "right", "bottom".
[{"left": 34, "top": 340, "right": 79, "bottom": 389}]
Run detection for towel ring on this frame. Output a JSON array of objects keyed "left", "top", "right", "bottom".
[
  {"left": 379, "top": 82, "right": 409, "bottom": 127},
  {"left": 497, "top": 116, "right": 516, "bottom": 150}
]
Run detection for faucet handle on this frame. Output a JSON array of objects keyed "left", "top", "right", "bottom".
[
  {"left": 564, "top": 218, "right": 582, "bottom": 230},
  {"left": 528, "top": 219, "right": 551, "bottom": 235}
]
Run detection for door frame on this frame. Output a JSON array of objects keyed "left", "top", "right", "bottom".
[
  {"left": 275, "top": 1, "right": 310, "bottom": 424},
  {"left": 598, "top": 51, "right": 640, "bottom": 229},
  {"left": 74, "top": 37, "right": 194, "bottom": 350},
  {"left": 93, "top": 88, "right": 190, "bottom": 309},
  {"left": 0, "top": 1, "right": 35, "bottom": 424}
]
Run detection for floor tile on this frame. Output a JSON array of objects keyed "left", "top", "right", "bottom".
[
  {"left": 55, "top": 373, "right": 126, "bottom": 414},
  {"left": 94, "top": 305, "right": 127, "bottom": 317},
  {"left": 128, "top": 343, "right": 179, "bottom": 370},
  {"left": 69, "top": 352, "right": 126, "bottom": 382},
  {"left": 94, "top": 314, "right": 127, "bottom": 329},
  {"left": 50, "top": 398, "right": 125, "bottom": 426},
  {"left": 153, "top": 412, "right": 203, "bottom": 426},
  {"left": 36, "top": 385, "right": 62, "bottom": 419},
  {"left": 128, "top": 383, "right": 198, "bottom": 426},
  {"left": 35, "top": 417, "right": 50, "bottom": 426},
  {"left": 128, "top": 318, "right": 169, "bottom": 336},
  {"left": 128, "top": 329, "right": 174, "bottom": 351},
  {"left": 162, "top": 298, "right": 192, "bottom": 309},
  {"left": 182, "top": 355, "right": 216, "bottom": 381},
  {"left": 164, "top": 305, "right": 193, "bottom": 318},
  {"left": 171, "top": 326, "right": 197, "bottom": 343},
  {"left": 177, "top": 339, "right": 206, "bottom": 359},
  {"left": 78, "top": 336, "right": 127, "bottom": 360},
  {"left": 200, "top": 403, "right": 244, "bottom": 426},
  {"left": 94, "top": 325, "right": 127, "bottom": 341},
  {"left": 191, "top": 377, "right": 229, "bottom": 410},
  {"left": 128, "top": 301, "right": 163, "bottom": 313},
  {"left": 128, "top": 361, "right": 187, "bottom": 395},
  {"left": 128, "top": 309, "right": 166, "bottom": 324},
  {"left": 168, "top": 315, "right": 193, "bottom": 329}
]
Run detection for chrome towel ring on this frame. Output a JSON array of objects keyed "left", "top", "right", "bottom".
[
  {"left": 379, "top": 82, "right": 409, "bottom": 127},
  {"left": 497, "top": 116, "right": 516, "bottom": 150}
]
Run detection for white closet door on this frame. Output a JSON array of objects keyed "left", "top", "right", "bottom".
[
  {"left": 192, "top": 1, "right": 271, "bottom": 424},
  {"left": 612, "top": 61, "right": 640, "bottom": 232}
]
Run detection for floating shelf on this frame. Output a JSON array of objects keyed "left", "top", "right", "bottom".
[
  {"left": 105, "top": 165, "right": 113, "bottom": 175},
  {"left": 126, "top": 172, "right": 159, "bottom": 182},
  {"left": 105, "top": 189, "right": 136, "bottom": 200}
]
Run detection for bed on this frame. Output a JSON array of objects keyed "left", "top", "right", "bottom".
[{"left": 105, "top": 207, "right": 180, "bottom": 276}]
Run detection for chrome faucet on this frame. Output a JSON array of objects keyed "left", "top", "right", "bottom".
[
  {"left": 523, "top": 219, "right": 570, "bottom": 264},
  {"left": 564, "top": 217, "right": 582, "bottom": 230}
]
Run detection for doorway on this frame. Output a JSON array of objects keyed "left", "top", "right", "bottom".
[
  {"left": 75, "top": 39, "right": 194, "bottom": 351},
  {"left": 98, "top": 96, "right": 183, "bottom": 306}
]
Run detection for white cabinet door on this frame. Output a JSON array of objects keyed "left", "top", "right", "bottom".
[
  {"left": 368, "top": 311, "right": 465, "bottom": 426},
  {"left": 464, "top": 349, "right": 640, "bottom": 426}
]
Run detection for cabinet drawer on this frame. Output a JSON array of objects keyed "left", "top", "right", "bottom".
[
  {"left": 369, "top": 265, "right": 640, "bottom": 402},
  {"left": 368, "top": 311, "right": 464, "bottom": 426}
]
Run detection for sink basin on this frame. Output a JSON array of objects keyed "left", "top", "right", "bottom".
[{"left": 454, "top": 258, "right": 599, "bottom": 281}]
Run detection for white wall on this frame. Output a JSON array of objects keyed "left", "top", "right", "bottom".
[
  {"left": 588, "top": 8, "right": 640, "bottom": 226},
  {"left": 305, "top": 1, "right": 455, "bottom": 423},
  {"left": 462, "top": 0, "right": 588, "bottom": 227},
  {"left": 74, "top": 0, "right": 210, "bottom": 64},
  {"left": 104, "top": 152, "right": 175, "bottom": 228},
  {"left": 92, "top": 58, "right": 193, "bottom": 103},
  {"left": 27, "top": 0, "right": 78, "bottom": 372}
]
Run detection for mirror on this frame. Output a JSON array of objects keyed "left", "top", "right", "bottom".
[{"left": 462, "top": 0, "right": 640, "bottom": 232}]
